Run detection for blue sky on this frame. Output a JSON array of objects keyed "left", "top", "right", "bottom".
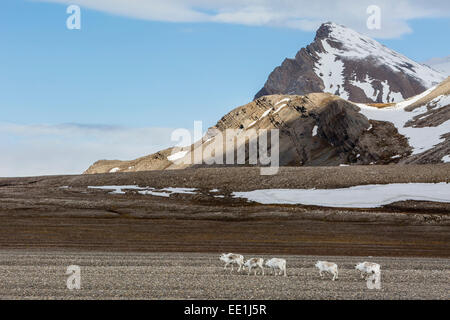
[
  {"left": 1, "top": 0, "right": 449, "bottom": 176},
  {"left": 1, "top": 0, "right": 309, "bottom": 128}
]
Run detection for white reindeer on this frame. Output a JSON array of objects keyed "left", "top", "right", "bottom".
[
  {"left": 219, "top": 253, "right": 244, "bottom": 273},
  {"left": 315, "top": 261, "right": 339, "bottom": 281},
  {"left": 265, "top": 258, "right": 287, "bottom": 277},
  {"left": 355, "top": 262, "right": 381, "bottom": 279},
  {"left": 243, "top": 258, "right": 265, "bottom": 276}
]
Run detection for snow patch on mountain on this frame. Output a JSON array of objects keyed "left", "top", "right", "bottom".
[
  {"left": 247, "top": 119, "right": 258, "bottom": 128},
  {"left": 380, "top": 80, "right": 404, "bottom": 103},
  {"left": 312, "top": 23, "right": 444, "bottom": 103},
  {"left": 168, "top": 150, "right": 188, "bottom": 161},
  {"left": 275, "top": 98, "right": 291, "bottom": 105},
  {"left": 350, "top": 75, "right": 378, "bottom": 101},
  {"left": 274, "top": 104, "right": 288, "bottom": 114},
  {"left": 256, "top": 23, "right": 446, "bottom": 103},
  {"left": 314, "top": 39, "right": 349, "bottom": 100},
  {"left": 260, "top": 108, "right": 272, "bottom": 119},
  {"left": 395, "top": 86, "right": 436, "bottom": 108},
  {"left": 358, "top": 86, "right": 450, "bottom": 155},
  {"left": 429, "top": 95, "right": 450, "bottom": 110},
  {"left": 323, "top": 23, "right": 444, "bottom": 88}
]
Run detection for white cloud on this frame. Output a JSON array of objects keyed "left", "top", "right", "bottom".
[
  {"left": 36, "top": 0, "right": 450, "bottom": 38},
  {"left": 0, "top": 123, "right": 176, "bottom": 177}
]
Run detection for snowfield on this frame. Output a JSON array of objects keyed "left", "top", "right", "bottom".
[
  {"left": 349, "top": 75, "right": 379, "bottom": 101},
  {"left": 429, "top": 95, "right": 450, "bottom": 111},
  {"left": 314, "top": 38, "right": 349, "bottom": 100},
  {"left": 313, "top": 23, "right": 444, "bottom": 103},
  {"left": 88, "top": 182, "right": 450, "bottom": 209},
  {"left": 357, "top": 87, "right": 450, "bottom": 155},
  {"left": 321, "top": 23, "right": 444, "bottom": 88},
  {"left": 232, "top": 183, "right": 450, "bottom": 208}
]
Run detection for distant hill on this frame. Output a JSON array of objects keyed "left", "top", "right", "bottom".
[
  {"left": 424, "top": 56, "right": 450, "bottom": 76},
  {"left": 85, "top": 77, "right": 450, "bottom": 174}
]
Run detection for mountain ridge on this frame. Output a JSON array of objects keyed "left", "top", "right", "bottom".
[
  {"left": 85, "top": 77, "right": 450, "bottom": 174},
  {"left": 255, "top": 22, "right": 445, "bottom": 103},
  {"left": 84, "top": 22, "right": 449, "bottom": 175}
]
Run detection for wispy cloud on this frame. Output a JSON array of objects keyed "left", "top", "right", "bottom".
[
  {"left": 36, "top": 0, "right": 450, "bottom": 38},
  {"left": 0, "top": 123, "right": 176, "bottom": 177}
]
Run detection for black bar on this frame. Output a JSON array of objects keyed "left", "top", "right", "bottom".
[{"left": 0, "top": 300, "right": 446, "bottom": 319}]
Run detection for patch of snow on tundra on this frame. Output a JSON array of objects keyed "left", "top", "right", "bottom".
[
  {"left": 232, "top": 183, "right": 450, "bottom": 208},
  {"left": 442, "top": 155, "right": 450, "bottom": 163},
  {"left": 109, "top": 167, "right": 120, "bottom": 173},
  {"left": 88, "top": 185, "right": 197, "bottom": 197},
  {"left": 161, "top": 187, "right": 197, "bottom": 194},
  {"left": 312, "top": 125, "right": 318, "bottom": 136},
  {"left": 88, "top": 185, "right": 145, "bottom": 194},
  {"left": 138, "top": 190, "right": 171, "bottom": 197}
]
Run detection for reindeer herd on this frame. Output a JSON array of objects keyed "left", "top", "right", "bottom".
[{"left": 219, "top": 253, "right": 381, "bottom": 281}]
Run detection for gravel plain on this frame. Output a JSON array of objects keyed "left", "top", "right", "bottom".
[
  {"left": 0, "top": 251, "right": 448, "bottom": 300},
  {"left": 1, "top": 166, "right": 449, "bottom": 300}
]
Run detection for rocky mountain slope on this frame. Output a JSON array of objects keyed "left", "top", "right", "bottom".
[
  {"left": 85, "top": 77, "right": 450, "bottom": 174},
  {"left": 255, "top": 22, "right": 445, "bottom": 103}
]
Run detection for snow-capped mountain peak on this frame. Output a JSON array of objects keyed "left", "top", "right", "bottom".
[
  {"left": 316, "top": 22, "right": 443, "bottom": 89},
  {"left": 255, "top": 22, "right": 446, "bottom": 104}
]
